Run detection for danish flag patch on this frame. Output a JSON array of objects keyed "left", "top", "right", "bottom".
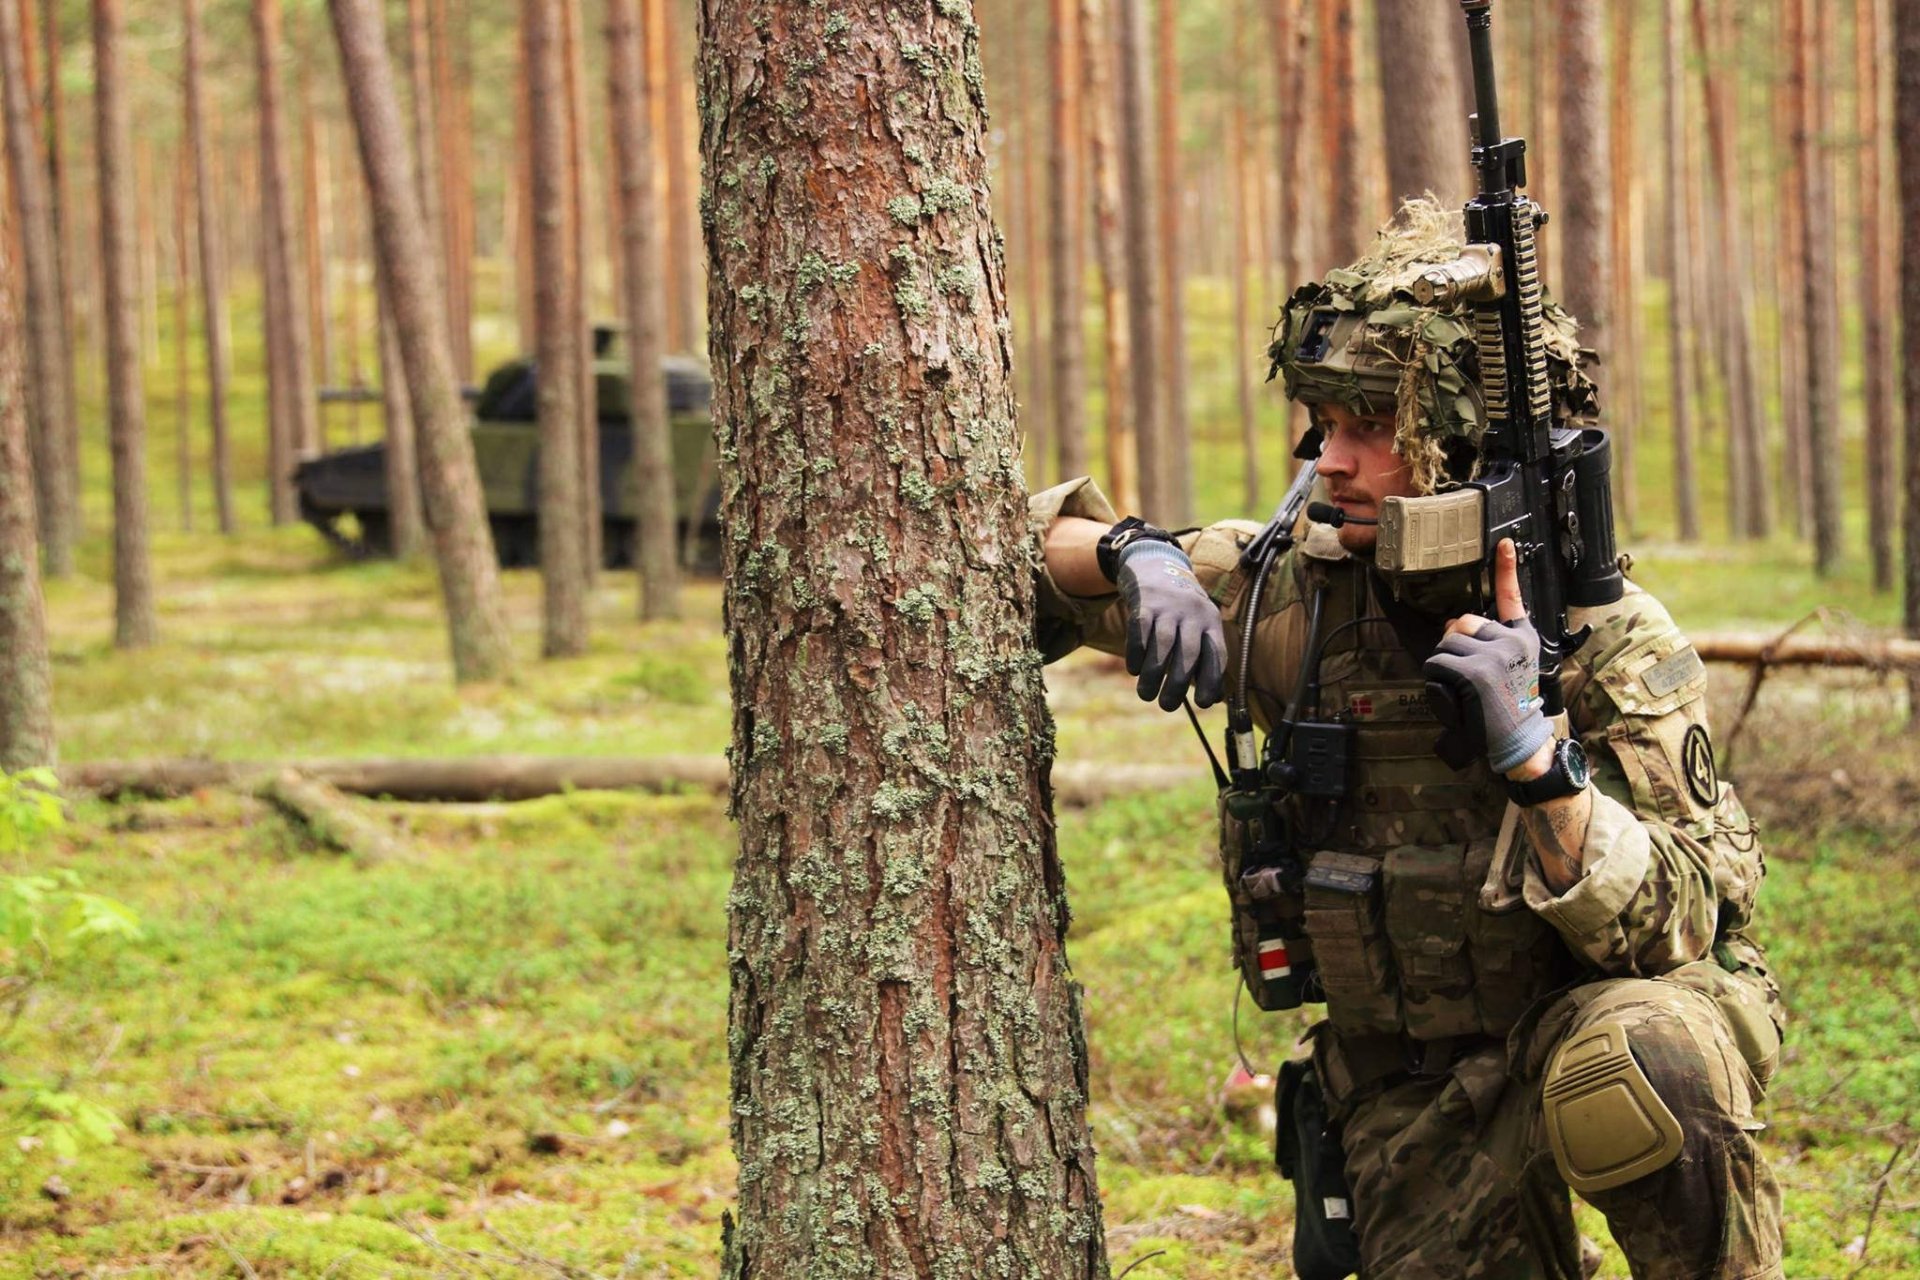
[{"left": 1257, "top": 938, "right": 1292, "bottom": 978}]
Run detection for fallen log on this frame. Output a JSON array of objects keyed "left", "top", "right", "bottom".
[
  {"left": 1693, "top": 632, "right": 1920, "bottom": 672},
  {"left": 255, "top": 769, "right": 412, "bottom": 863},
  {"left": 60, "top": 756, "right": 1200, "bottom": 806}
]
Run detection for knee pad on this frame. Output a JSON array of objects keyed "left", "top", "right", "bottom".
[{"left": 1543, "top": 1021, "right": 1685, "bottom": 1194}]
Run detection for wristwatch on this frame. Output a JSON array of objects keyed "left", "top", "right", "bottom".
[
  {"left": 1506, "top": 736, "right": 1591, "bottom": 806},
  {"left": 1095, "top": 516, "right": 1178, "bottom": 584}
]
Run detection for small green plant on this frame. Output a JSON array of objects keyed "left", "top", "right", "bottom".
[
  {"left": 0, "top": 769, "right": 141, "bottom": 1162},
  {"left": 613, "top": 655, "right": 708, "bottom": 706}
]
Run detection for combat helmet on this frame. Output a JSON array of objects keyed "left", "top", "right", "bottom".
[{"left": 1268, "top": 198, "right": 1599, "bottom": 495}]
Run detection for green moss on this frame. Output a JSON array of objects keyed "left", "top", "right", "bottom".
[{"left": 886, "top": 194, "right": 924, "bottom": 226}]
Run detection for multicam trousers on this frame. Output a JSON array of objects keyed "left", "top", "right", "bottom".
[{"left": 1312, "top": 977, "right": 1784, "bottom": 1280}]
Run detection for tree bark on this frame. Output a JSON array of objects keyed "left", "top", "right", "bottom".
[
  {"left": 607, "top": 0, "right": 678, "bottom": 621},
  {"left": 1154, "top": 0, "right": 1188, "bottom": 525},
  {"left": 1777, "top": 0, "right": 1812, "bottom": 537},
  {"left": 1114, "top": 0, "right": 1164, "bottom": 522},
  {"left": 1081, "top": 0, "right": 1135, "bottom": 514},
  {"left": 299, "top": 65, "right": 331, "bottom": 400},
  {"left": 0, "top": 0, "right": 76, "bottom": 576},
  {"left": 255, "top": 0, "right": 319, "bottom": 521},
  {"left": 405, "top": 0, "right": 445, "bottom": 317},
  {"left": 94, "top": 0, "right": 155, "bottom": 648},
  {"left": 1270, "top": 0, "right": 1307, "bottom": 449},
  {"left": 525, "top": 0, "right": 587, "bottom": 658},
  {"left": 657, "top": 0, "right": 699, "bottom": 354},
  {"left": 1319, "top": 0, "right": 1361, "bottom": 269},
  {"left": 0, "top": 210, "right": 54, "bottom": 768},
  {"left": 1662, "top": 0, "right": 1698, "bottom": 542},
  {"left": 1798, "top": 0, "right": 1843, "bottom": 573},
  {"left": 561, "top": 0, "right": 600, "bottom": 579},
  {"left": 429, "top": 0, "right": 473, "bottom": 380},
  {"left": 330, "top": 0, "right": 513, "bottom": 683},
  {"left": 373, "top": 258, "right": 425, "bottom": 559},
  {"left": 1230, "top": 97, "right": 1258, "bottom": 515},
  {"left": 1047, "top": 0, "right": 1087, "bottom": 483},
  {"left": 1553, "top": 0, "right": 1609, "bottom": 423},
  {"left": 174, "top": 148, "right": 192, "bottom": 531},
  {"left": 1373, "top": 0, "right": 1467, "bottom": 209},
  {"left": 1606, "top": 0, "right": 1640, "bottom": 533},
  {"left": 700, "top": 1, "right": 1108, "bottom": 1273},
  {"left": 1898, "top": 0, "right": 1920, "bottom": 711},
  {"left": 183, "top": 0, "right": 235, "bottom": 534},
  {"left": 1858, "top": 0, "right": 1897, "bottom": 591},
  {"left": 38, "top": 0, "right": 79, "bottom": 532}
]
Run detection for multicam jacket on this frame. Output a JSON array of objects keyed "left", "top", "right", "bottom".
[{"left": 1031, "top": 477, "right": 1781, "bottom": 1065}]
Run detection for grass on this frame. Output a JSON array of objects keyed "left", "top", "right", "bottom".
[{"left": 7, "top": 267, "right": 1915, "bottom": 1275}]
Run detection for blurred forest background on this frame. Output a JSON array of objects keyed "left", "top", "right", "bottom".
[{"left": 0, "top": 0, "right": 1915, "bottom": 1276}]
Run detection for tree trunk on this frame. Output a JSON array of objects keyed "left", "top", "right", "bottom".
[
  {"left": 1858, "top": 0, "right": 1897, "bottom": 591},
  {"left": 0, "top": 210, "right": 54, "bottom": 768},
  {"left": 1047, "top": 0, "right": 1088, "bottom": 483},
  {"left": 300, "top": 66, "right": 330, "bottom": 401},
  {"left": 405, "top": 0, "right": 445, "bottom": 317},
  {"left": 1899, "top": 0, "right": 1920, "bottom": 714},
  {"left": 1154, "top": 0, "right": 1188, "bottom": 525},
  {"left": 1606, "top": 0, "right": 1640, "bottom": 534},
  {"left": 1230, "top": 96, "right": 1258, "bottom": 515},
  {"left": 1662, "top": 0, "right": 1698, "bottom": 542},
  {"left": 1374, "top": 0, "right": 1467, "bottom": 209},
  {"left": 1777, "top": 0, "right": 1811, "bottom": 536},
  {"left": 1798, "top": 0, "right": 1843, "bottom": 573},
  {"left": 1319, "top": 0, "right": 1361, "bottom": 269},
  {"left": 255, "top": 0, "right": 319, "bottom": 520},
  {"left": 606, "top": 0, "right": 677, "bottom": 621},
  {"left": 1270, "top": 0, "right": 1308, "bottom": 448},
  {"left": 1553, "top": 0, "right": 1608, "bottom": 421},
  {"left": 39, "top": 0, "right": 79, "bottom": 532},
  {"left": 657, "top": 0, "right": 699, "bottom": 354},
  {"left": 94, "top": 0, "right": 155, "bottom": 649},
  {"left": 1081, "top": 0, "right": 1135, "bottom": 514},
  {"left": 0, "top": 0, "right": 76, "bottom": 575},
  {"left": 1114, "top": 0, "right": 1164, "bottom": 522},
  {"left": 1690, "top": 0, "right": 1768, "bottom": 540},
  {"left": 330, "top": 0, "right": 513, "bottom": 683},
  {"left": 183, "top": 0, "right": 235, "bottom": 534},
  {"left": 174, "top": 148, "right": 192, "bottom": 531},
  {"left": 701, "top": 2, "right": 1108, "bottom": 1273},
  {"left": 561, "top": 0, "right": 600, "bottom": 580},
  {"left": 373, "top": 258, "right": 425, "bottom": 560},
  {"left": 430, "top": 0, "right": 472, "bottom": 380},
  {"left": 524, "top": 0, "right": 587, "bottom": 658},
  {"left": 512, "top": 37, "right": 535, "bottom": 350}
]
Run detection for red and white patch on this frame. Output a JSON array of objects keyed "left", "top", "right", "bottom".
[{"left": 1257, "top": 939, "right": 1291, "bottom": 978}]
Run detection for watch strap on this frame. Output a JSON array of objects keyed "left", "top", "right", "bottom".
[
  {"left": 1096, "top": 517, "right": 1177, "bottom": 584},
  {"left": 1506, "top": 738, "right": 1590, "bottom": 806}
]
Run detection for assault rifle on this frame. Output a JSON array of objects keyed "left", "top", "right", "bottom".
[{"left": 1380, "top": 0, "right": 1624, "bottom": 754}]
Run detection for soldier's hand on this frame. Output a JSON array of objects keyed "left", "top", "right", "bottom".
[
  {"left": 1114, "top": 541, "right": 1227, "bottom": 711},
  {"left": 1423, "top": 539, "right": 1551, "bottom": 773}
]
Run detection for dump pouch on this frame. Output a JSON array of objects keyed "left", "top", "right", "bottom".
[
  {"left": 1276, "top": 1058, "right": 1361, "bottom": 1280},
  {"left": 1217, "top": 788, "right": 1314, "bottom": 1010}
]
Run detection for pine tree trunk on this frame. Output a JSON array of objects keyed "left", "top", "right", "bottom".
[
  {"left": 0, "top": 215, "right": 54, "bottom": 768},
  {"left": 658, "top": 0, "right": 699, "bottom": 354},
  {"left": 256, "top": 0, "right": 319, "bottom": 518},
  {"left": 606, "top": 0, "right": 676, "bottom": 621},
  {"left": 94, "top": 0, "right": 155, "bottom": 648},
  {"left": 1899, "top": 0, "right": 1920, "bottom": 714},
  {"left": 1778, "top": 0, "right": 1811, "bottom": 536},
  {"left": 1047, "top": 0, "right": 1088, "bottom": 482},
  {"left": 1015, "top": 20, "right": 1052, "bottom": 485},
  {"left": 184, "top": 0, "right": 235, "bottom": 534},
  {"left": 1606, "top": 0, "right": 1640, "bottom": 534},
  {"left": 1230, "top": 97, "right": 1258, "bottom": 515},
  {"left": 1553, "top": 0, "right": 1609, "bottom": 422},
  {"left": 1317, "top": 0, "right": 1360, "bottom": 269},
  {"left": 0, "top": 0, "right": 76, "bottom": 575},
  {"left": 373, "top": 261, "right": 425, "bottom": 560},
  {"left": 330, "top": 0, "right": 512, "bottom": 683},
  {"left": 174, "top": 148, "right": 192, "bottom": 531},
  {"left": 1799, "top": 0, "right": 1843, "bottom": 572},
  {"left": 429, "top": 0, "right": 472, "bottom": 380},
  {"left": 1270, "top": 0, "right": 1307, "bottom": 447},
  {"left": 1154, "top": 0, "right": 1188, "bottom": 525},
  {"left": 300, "top": 67, "right": 331, "bottom": 401},
  {"left": 1858, "top": 0, "right": 1897, "bottom": 591},
  {"left": 1114, "top": 0, "right": 1164, "bottom": 522},
  {"left": 1663, "top": 0, "right": 1698, "bottom": 542},
  {"left": 527, "top": 0, "right": 587, "bottom": 655},
  {"left": 701, "top": 4, "right": 1108, "bottom": 1272},
  {"left": 1082, "top": 0, "right": 1135, "bottom": 514},
  {"left": 38, "top": 0, "right": 79, "bottom": 531},
  {"left": 562, "top": 0, "right": 600, "bottom": 580},
  {"left": 1374, "top": 0, "right": 1467, "bottom": 209}
]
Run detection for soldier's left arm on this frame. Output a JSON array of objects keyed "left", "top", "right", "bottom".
[{"left": 1517, "top": 583, "right": 1763, "bottom": 977}]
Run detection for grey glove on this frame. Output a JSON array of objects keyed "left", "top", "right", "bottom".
[
  {"left": 1421, "top": 617, "right": 1551, "bottom": 774},
  {"left": 1114, "top": 540, "right": 1227, "bottom": 711}
]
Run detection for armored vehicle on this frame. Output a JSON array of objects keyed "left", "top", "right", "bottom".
[{"left": 294, "top": 333, "right": 717, "bottom": 570}]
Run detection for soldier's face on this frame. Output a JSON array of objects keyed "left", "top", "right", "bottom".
[{"left": 1312, "top": 403, "right": 1417, "bottom": 553}]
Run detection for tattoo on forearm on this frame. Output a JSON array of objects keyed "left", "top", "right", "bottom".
[{"left": 1521, "top": 793, "right": 1592, "bottom": 888}]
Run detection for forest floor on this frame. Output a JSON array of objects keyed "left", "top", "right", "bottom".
[{"left": 1, "top": 534, "right": 1916, "bottom": 1279}]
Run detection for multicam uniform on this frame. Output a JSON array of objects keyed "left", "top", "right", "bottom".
[{"left": 1030, "top": 476, "right": 1785, "bottom": 1280}]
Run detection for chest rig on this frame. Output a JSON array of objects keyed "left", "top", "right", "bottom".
[{"left": 1214, "top": 498, "right": 1562, "bottom": 1045}]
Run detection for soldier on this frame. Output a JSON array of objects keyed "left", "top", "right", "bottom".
[{"left": 1030, "top": 202, "right": 1784, "bottom": 1279}]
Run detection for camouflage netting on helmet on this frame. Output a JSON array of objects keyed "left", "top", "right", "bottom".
[{"left": 1267, "top": 197, "right": 1598, "bottom": 494}]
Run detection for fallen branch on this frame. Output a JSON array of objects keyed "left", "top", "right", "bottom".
[
  {"left": 254, "top": 769, "right": 412, "bottom": 863},
  {"left": 1694, "top": 632, "right": 1920, "bottom": 672},
  {"left": 61, "top": 756, "right": 1198, "bottom": 807}
]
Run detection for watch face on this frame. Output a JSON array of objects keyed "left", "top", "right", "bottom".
[{"left": 1561, "top": 738, "right": 1591, "bottom": 789}]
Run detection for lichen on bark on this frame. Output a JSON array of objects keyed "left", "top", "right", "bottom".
[{"left": 700, "top": 2, "right": 1108, "bottom": 1276}]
